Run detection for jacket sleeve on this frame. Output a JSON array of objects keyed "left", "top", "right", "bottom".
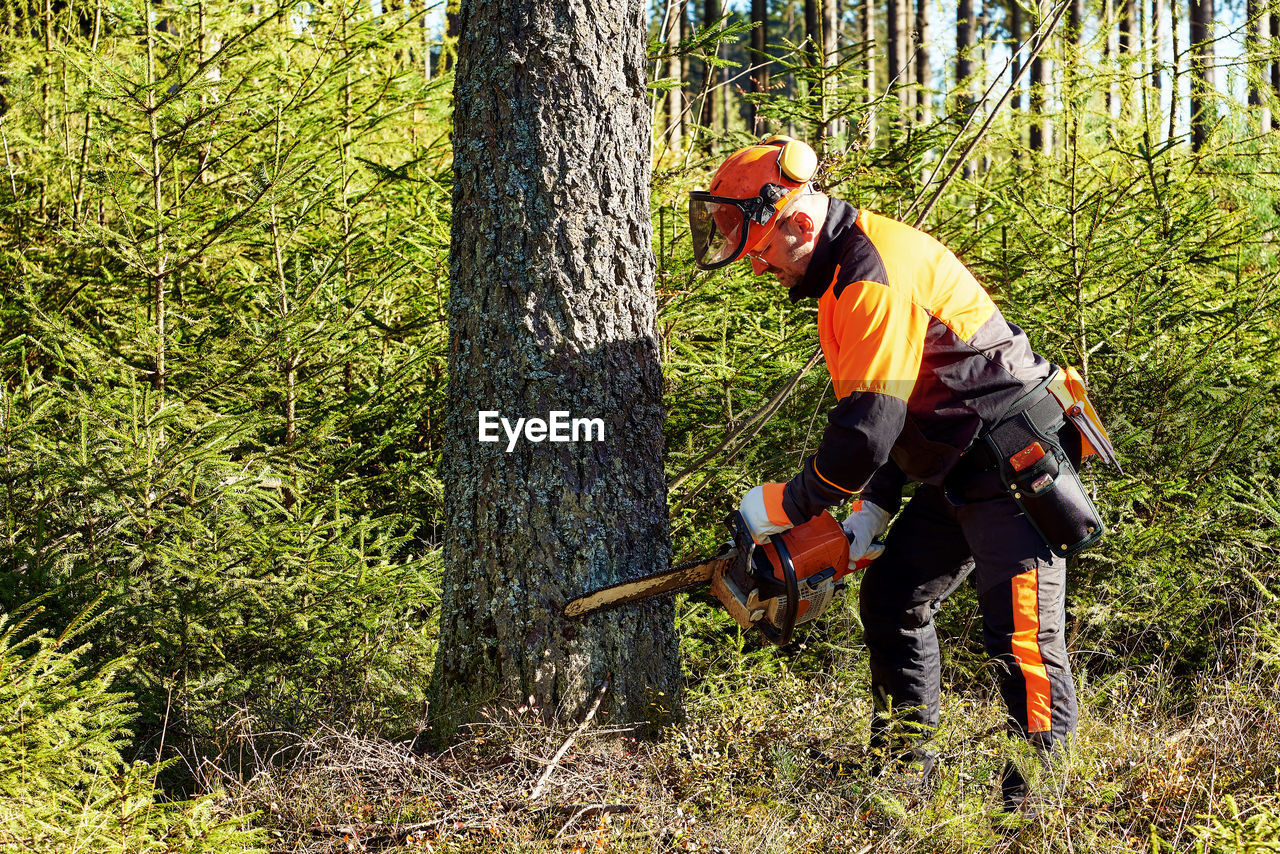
[
  {"left": 861, "top": 458, "right": 907, "bottom": 515},
  {"left": 781, "top": 279, "right": 926, "bottom": 523}
]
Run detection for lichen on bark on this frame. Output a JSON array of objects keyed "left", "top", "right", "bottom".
[{"left": 427, "top": 0, "right": 679, "bottom": 744}]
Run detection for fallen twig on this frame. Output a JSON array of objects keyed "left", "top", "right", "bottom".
[{"left": 529, "top": 679, "right": 610, "bottom": 801}]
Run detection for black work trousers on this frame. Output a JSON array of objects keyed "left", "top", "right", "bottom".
[{"left": 858, "top": 472, "right": 1077, "bottom": 752}]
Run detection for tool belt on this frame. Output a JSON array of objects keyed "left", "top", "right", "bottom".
[{"left": 951, "top": 366, "right": 1117, "bottom": 558}]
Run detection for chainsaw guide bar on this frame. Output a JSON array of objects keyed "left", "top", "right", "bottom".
[{"left": 562, "top": 543, "right": 736, "bottom": 618}]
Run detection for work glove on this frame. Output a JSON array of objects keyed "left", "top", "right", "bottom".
[
  {"left": 738, "top": 483, "right": 793, "bottom": 544},
  {"left": 842, "top": 500, "right": 892, "bottom": 565}
]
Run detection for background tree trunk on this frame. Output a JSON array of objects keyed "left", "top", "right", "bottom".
[
  {"left": 824, "top": 0, "right": 841, "bottom": 137},
  {"left": 957, "top": 0, "right": 975, "bottom": 176},
  {"left": 1247, "top": 0, "right": 1271, "bottom": 130},
  {"left": 1029, "top": 1, "right": 1046, "bottom": 152},
  {"left": 1151, "top": 0, "right": 1164, "bottom": 96},
  {"left": 702, "top": 0, "right": 719, "bottom": 137},
  {"left": 1069, "top": 0, "right": 1084, "bottom": 43},
  {"left": 1008, "top": 0, "right": 1022, "bottom": 151},
  {"left": 861, "top": 0, "right": 876, "bottom": 144},
  {"left": 1189, "top": 0, "right": 1214, "bottom": 149},
  {"left": 1104, "top": 0, "right": 1117, "bottom": 116},
  {"left": 957, "top": 0, "right": 972, "bottom": 95},
  {"left": 666, "top": 0, "right": 686, "bottom": 148},
  {"left": 1272, "top": 8, "right": 1280, "bottom": 108},
  {"left": 750, "top": 0, "right": 769, "bottom": 133},
  {"left": 430, "top": 0, "right": 679, "bottom": 743},
  {"left": 888, "top": 0, "right": 905, "bottom": 107},
  {"left": 915, "top": 0, "right": 930, "bottom": 123},
  {"left": 956, "top": 0, "right": 973, "bottom": 100}
]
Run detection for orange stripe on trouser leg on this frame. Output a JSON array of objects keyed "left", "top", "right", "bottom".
[
  {"left": 1010, "top": 570, "right": 1053, "bottom": 733},
  {"left": 762, "top": 483, "right": 791, "bottom": 527}
]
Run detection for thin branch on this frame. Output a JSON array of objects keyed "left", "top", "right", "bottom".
[{"left": 528, "top": 679, "right": 609, "bottom": 802}]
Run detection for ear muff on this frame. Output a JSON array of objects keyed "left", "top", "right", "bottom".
[{"left": 761, "top": 134, "right": 818, "bottom": 184}]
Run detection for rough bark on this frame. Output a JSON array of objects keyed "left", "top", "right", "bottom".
[{"left": 430, "top": 0, "right": 679, "bottom": 744}]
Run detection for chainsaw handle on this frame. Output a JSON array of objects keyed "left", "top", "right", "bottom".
[
  {"left": 757, "top": 528, "right": 800, "bottom": 647},
  {"left": 724, "top": 510, "right": 800, "bottom": 647}
]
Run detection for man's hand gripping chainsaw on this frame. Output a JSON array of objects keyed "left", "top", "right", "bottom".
[{"left": 564, "top": 507, "right": 884, "bottom": 647}]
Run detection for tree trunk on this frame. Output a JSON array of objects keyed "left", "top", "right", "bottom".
[
  {"left": 1029, "top": 1, "right": 1046, "bottom": 153},
  {"left": 1009, "top": 0, "right": 1022, "bottom": 111},
  {"left": 1189, "top": 0, "right": 1214, "bottom": 149},
  {"left": 1247, "top": 0, "right": 1271, "bottom": 130},
  {"left": 957, "top": 0, "right": 974, "bottom": 175},
  {"left": 861, "top": 0, "right": 876, "bottom": 144},
  {"left": 430, "top": 0, "right": 679, "bottom": 743},
  {"left": 442, "top": 0, "right": 460, "bottom": 74},
  {"left": 956, "top": 0, "right": 973, "bottom": 99},
  {"left": 667, "top": 0, "right": 685, "bottom": 148},
  {"left": 805, "top": 0, "right": 819, "bottom": 56},
  {"left": 888, "top": 0, "right": 904, "bottom": 95},
  {"left": 1151, "top": 0, "right": 1164, "bottom": 95},
  {"left": 750, "top": 0, "right": 769, "bottom": 133},
  {"left": 681, "top": 2, "right": 691, "bottom": 133},
  {"left": 702, "top": 0, "right": 720, "bottom": 135},
  {"left": 1168, "top": 0, "right": 1179, "bottom": 140},
  {"left": 1273, "top": 8, "right": 1280, "bottom": 109},
  {"left": 824, "top": 0, "right": 841, "bottom": 136},
  {"left": 1068, "top": 0, "right": 1084, "bottom": 43},
  {"left": 915, "top": 0, "right": 930, "bottom": 123},
  {"left": 1246, "top": 0, "right": 1260, "bottom": 109}
]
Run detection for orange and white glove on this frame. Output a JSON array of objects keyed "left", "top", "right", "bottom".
[
  {"left": 842, "top": 500, "right": 892, "bottom": 566},
  {"left": 739, "top": 483, "right": 793, "bottom": 544}
]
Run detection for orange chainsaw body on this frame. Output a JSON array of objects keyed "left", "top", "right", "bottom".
[{"left": 713, "top": 507, "right": 865, "bottom": 646}]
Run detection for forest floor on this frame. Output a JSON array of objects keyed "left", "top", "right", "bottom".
[{"left": 223, "top": 654, "right": 1280, "bottom": 853}]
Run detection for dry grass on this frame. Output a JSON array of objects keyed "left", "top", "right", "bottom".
[{"left": 213, "top": 653, "right": 1280, "bottom": 854}]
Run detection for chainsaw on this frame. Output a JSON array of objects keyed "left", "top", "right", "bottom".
[{"left": 564, "top": 506, "right": 881, "bottom": 646}]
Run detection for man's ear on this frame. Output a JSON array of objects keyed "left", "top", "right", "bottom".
[{"left": 789, "top": 211, "right": 817, "bottom": 241}]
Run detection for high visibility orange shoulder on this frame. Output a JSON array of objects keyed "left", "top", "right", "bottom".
[{"left": 855, "top": 210, "right": 997, "bottom": 341}]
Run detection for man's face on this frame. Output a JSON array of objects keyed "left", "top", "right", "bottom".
[{"left": 746, "top": 214, "right": 811, "bottom": 289}]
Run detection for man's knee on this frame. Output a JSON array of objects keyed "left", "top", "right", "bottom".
[{"left": 859, "top": 578, "right": 938, "bottom": 633}]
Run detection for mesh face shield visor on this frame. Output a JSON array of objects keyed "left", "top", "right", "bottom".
[{"left": 688, "top": 183, "right": 794, "bottom": 270}]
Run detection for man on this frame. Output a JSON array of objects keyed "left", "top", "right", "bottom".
[{"left": 689, "top": 135, "right": 1110, "bottom": 810}]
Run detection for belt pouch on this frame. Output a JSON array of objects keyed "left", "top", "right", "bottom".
[{"left": 984, "top": 398, "right": 1106, "bottom": 558}]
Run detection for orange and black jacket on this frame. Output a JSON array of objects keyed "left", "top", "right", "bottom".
[{"left": 779, "top": 199, "right": 1052, "bottom": 524}]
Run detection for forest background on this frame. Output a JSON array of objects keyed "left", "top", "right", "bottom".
[{"left": 1, "top": 0, "right": 1279, "bottom": 848}]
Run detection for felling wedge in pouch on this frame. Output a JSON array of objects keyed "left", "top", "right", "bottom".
[{"left": 564, "top": 509, "right": 879, "bottom": 647}]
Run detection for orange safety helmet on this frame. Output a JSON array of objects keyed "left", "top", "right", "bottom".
[{"left": 689, "top": 135, "right": 819, "bottom": 270}]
